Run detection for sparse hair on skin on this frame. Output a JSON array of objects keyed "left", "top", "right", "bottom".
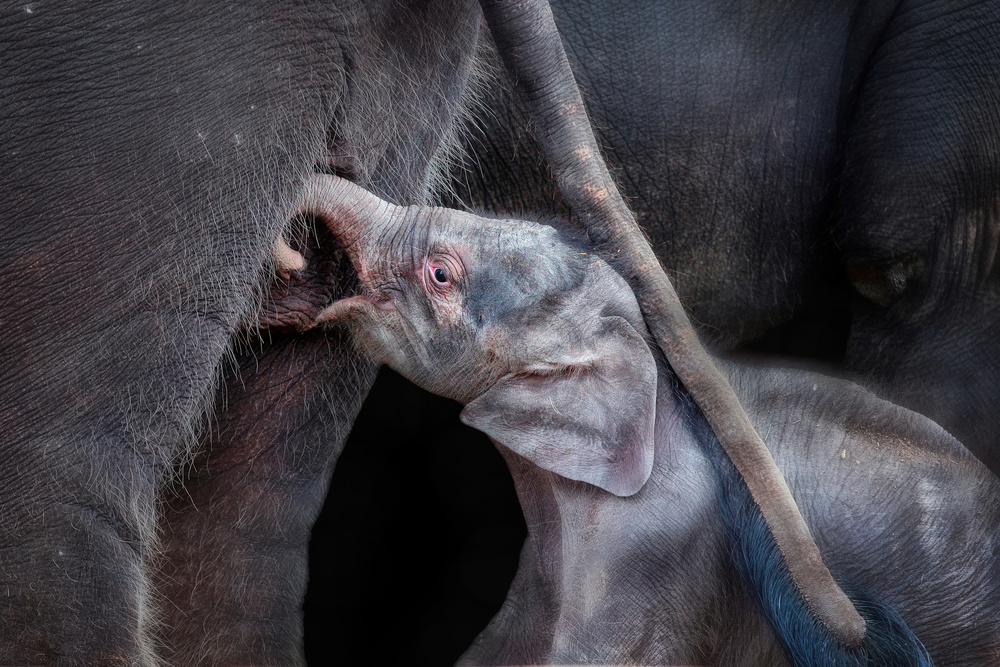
[{"left": 687, "top": 394, "right": 932, "bottom": 667}]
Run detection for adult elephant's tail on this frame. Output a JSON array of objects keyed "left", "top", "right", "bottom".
[
  {"left": 688, "top": 397, "right": 932, "bottom": 666},
  {"left": 479, "top": 0, "right": 867, "bottom": 648}
]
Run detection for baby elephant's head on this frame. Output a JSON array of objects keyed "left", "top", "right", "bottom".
[{"left": 298, "top": 175, "right": 658, "bottom": 496}]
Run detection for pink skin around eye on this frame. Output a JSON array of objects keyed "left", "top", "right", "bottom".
[
  {"left": 424, "top": 258, "right": 454, "bottom": 290},
  {"left": 422, "top": 256, "right": 465, "bottom": 325},
  {"left": 429, "top": 263, "right": 450, "bottom": 286}
]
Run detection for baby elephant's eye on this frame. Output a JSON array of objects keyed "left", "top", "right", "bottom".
[{"left": 425, "top": 257, "right": 456, "bottom": 291}]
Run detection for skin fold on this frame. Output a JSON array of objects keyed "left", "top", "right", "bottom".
[{"left": 263, "top": 175, "right": 1000, "bottom": 665}]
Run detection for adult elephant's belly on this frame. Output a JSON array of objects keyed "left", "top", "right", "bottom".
[
  {"left": 0, "top": 0, "right": 481, "bottom": 662},
  {"left": 558, "top": 0, "right": 852, "bottom": 347},
  {"left": 449, "top": 0, "right": 854, "bottom": 351}
]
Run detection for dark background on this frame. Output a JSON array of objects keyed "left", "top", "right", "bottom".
[{"left": 303, "top": 368, "right": 526, "bottom": 665}]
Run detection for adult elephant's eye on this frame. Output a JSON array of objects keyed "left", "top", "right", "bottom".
[{"left": 434, "top": 267, "right": 448, "bottom": 284}]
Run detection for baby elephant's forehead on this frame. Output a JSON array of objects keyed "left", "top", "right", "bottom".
[
  {"left": 462, "top": 219, "right": 588, "bottom": 322},
  {"left": 449, "top": 213, "right": 563, "bottom": 249}
]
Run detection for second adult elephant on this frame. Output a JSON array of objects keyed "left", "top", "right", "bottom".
[{"left": 449, "top": 0, "right": 1000, "bottom": 472}]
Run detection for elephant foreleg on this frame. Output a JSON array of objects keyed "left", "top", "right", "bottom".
[{"left": 154, "top": 329, "right": 375, "bottom": 665}]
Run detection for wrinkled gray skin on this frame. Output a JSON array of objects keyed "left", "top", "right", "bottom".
[
  {"left": 446, "top": 0, "right": 1000, "bottom": 473},
  {"left": 286, "top": 177, "right": 1000, "bottom": 665},
  {"left": 1, "top": 2, "right": 487, "bottom": 663}
]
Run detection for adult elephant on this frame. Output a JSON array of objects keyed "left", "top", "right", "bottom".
[
  {"left": 4, "top": 0, "right": 858, "bottom": 663},
  {"left": 2, "top": 2, "right": 480, "bottom": 662},
  {"left": 447, "top": 0, "right": 1000, "bottom": 472}
]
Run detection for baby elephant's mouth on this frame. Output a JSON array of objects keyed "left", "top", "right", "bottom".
[
  {"left": 314, "top": 235, "right": 397, "bottom": 323},
  {"left": 258, "top": 216, "right": 362, "bottom": 332},
  {"left": 316, "top": 292, "right": 396, "bottom": 323}
]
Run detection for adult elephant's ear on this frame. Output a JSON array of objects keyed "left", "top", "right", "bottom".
[
  {"left": 480, "top": 0, "right": 866, "bottom": 648},
  {"left": 461, "top": 316, "right": 656, "bottom": 497}
]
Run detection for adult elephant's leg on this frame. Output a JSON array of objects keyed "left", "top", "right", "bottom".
[
  {"left": 0, "top": 175, "right": 296, "bottom": 658},
  {"left": 0, "top": 3, "right": 350, "bottom": 661},
  {"left": 154, "top": 217, "right": 376, "bottom": 665},
  {"left": 156, "top": 329, "right": 376, "bottom": 664}
]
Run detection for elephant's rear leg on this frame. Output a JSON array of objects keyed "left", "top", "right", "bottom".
[{"left": 154, "top": 226, "right": 374, "bottom": 665}]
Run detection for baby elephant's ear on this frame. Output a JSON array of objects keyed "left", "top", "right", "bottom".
[{"left": 460, "top": 316, "right": 657, "bottom": 496}]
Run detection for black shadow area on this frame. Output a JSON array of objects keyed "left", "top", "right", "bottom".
[{"left": 304, "top": 366, "right": 526, "bottom": 665}]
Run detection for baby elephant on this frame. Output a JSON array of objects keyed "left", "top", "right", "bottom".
[{"left": 268, "top": 175, "right": 1000, "bottom": 666}]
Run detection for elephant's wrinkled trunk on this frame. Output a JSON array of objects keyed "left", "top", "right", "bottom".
[
  {"left": 480, "top": 0, "right": 866, "bottom": 647},
  {"left": 297, "top": 174, "right": 402, "bottom": 293}
]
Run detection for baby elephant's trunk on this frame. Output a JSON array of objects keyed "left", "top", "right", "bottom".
[{"left": 296, "top": 175, "right": 408, "bottom": 284}]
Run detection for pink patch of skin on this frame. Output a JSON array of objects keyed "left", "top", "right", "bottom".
[
  {"left": 272, "top": 236, "right": 306, "bottom": 279},
  {"left": 422, "top": 252, "right": 466, "bottom": 326},
  {"left": 352, "top": 262, "right": 381, "bottom": 290}
]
